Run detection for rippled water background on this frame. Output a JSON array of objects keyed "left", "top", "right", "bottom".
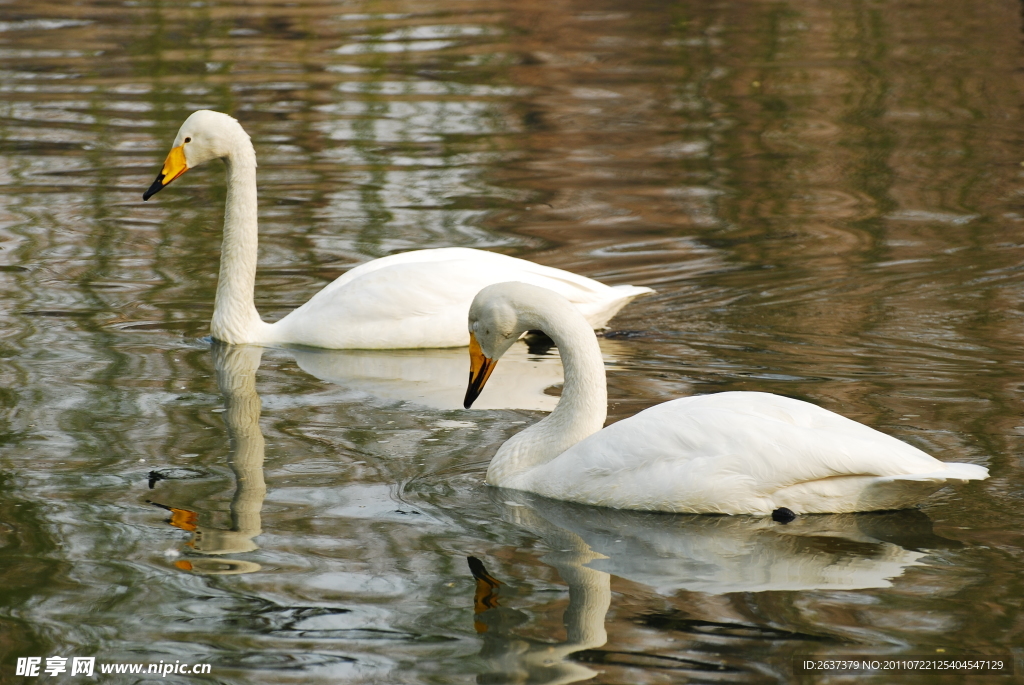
[{"left": 2, "top": 0, "right": 1024, "bottom": 682}]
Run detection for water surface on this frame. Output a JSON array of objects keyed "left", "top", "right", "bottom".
[{"left": 2, "top": 0, "right": 1024, "bottom": 682}]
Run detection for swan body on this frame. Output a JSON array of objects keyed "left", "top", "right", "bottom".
[
  {"left": 143, "top": 110, "right": 651, "bottom": 349},
  {"left": 464, "top": 282, "right": 989, "bottom": 515}
]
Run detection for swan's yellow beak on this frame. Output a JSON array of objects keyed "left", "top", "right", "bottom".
[
  {"left": 143, "top": 145, "right": 188, "bottom": 201},
  {"left": 464, "top": 332, "right": 498, "bottom": 409}
]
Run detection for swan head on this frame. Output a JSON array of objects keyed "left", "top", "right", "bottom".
[
  {"left": 464, "top": 281, "right": 577, "bottom": 408},
  {"left": 143, "top": 110, "right": 254, "bottom": 201}
]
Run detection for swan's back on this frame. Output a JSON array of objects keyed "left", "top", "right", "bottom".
[
  {"left": 270, "top": 248, "right": 652, "bottom": 348},
  {"left": 518, "top": 392, "right": 987, "bottom": 514}
]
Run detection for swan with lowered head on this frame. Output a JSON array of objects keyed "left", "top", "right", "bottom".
[
  {"left": 142, "top": 110, "right": 651, "bottom": 348},
  {"left": 463, "top": 282, "right": 989, "bottom": 515}
]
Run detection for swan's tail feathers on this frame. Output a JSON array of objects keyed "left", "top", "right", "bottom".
[
  {"left": 850, "top": 463, "right": 989, "bottom": 513},
  {"left": 586, "top": 285, "right": 655, "bottom": 329},
  {"left": 775, "top": 463, "right": 988, "bottom": 514},
  {"left": 887, "top": 462, "right": 989, "bottom": 484},
  {"left": 611, "top": 284, "right": 656, "bottom": 298}
]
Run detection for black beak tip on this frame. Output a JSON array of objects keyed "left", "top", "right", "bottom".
[
  {"left": 463, "top": 382, "right": 482, "bottom": 409},
  {"left": 143, "top": 175, "right": 165, "bottom": 201}
]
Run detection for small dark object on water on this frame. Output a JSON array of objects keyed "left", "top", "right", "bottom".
[
  {"left": 602, "top": 330, "right": 647, "bottom": 340},
  {"left": 148, "top": 470, "right": 165, "bottom": 489},
  {"left": 772, "top": 507, "right": 796, "bottom": 523}
]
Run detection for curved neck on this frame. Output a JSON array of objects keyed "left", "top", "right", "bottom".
[
  {"left": 487, "top": 305, "right": 607, "bottom": 485},
  {"left": 211, "top": 151, "right": 264, "bottom": 343}
]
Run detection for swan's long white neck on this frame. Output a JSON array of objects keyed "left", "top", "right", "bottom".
[
  {"left": 211, "top": 145, "right": 267, "bottom": 344},
  {"left": 486, "top": 300, "right": 607, "bottom": 486}
]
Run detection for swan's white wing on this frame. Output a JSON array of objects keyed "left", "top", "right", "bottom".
[
  {"left": 269, "top": 248, "right": 651, "bottom": 348},
  {"left": 318, "top": 247, "right": 638, "bottom": 298},
  {"left": 522, "top": 392, "right": 987, "bottom": 514}
]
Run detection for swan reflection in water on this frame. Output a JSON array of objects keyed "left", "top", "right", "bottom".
[
  {"left": 148, "top": 336, "right": 585, "bottom": 573},
  {"left": 151, "top": 343, "right": 267, "bottom": 575},
  {"left": 287, "top": 334, "right": 627, "bottom": 411},
  {"left": 468, "top": 501, "right": 614, "bottom": 685},
  {"left": 468, "top": 489, "right": 959, "bottom": 683}
]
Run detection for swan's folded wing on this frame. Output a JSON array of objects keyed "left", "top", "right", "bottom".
[
  {"left": 526, "top": 392, "right": 986, "bottom": 514},
  {"left": 271, "top": 249, "right": 651, "bottom": 348},
  {"left": 322, "top": 247, "right": 650, "bottom": 300}
]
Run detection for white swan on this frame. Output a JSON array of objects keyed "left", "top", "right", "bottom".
[
  {"left": 142, "top": 110, "right": 652, "bottom": 349},
  {"left": 463, "top": 282, "right": 989, "bottom": 515}
]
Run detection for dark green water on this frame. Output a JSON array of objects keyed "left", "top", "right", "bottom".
[{"left": 1, "top": 1, "right": 1023, "bottom": 682}]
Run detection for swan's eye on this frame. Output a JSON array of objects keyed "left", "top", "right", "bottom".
[{"left": 184, "top": 137, "right": 192, "bottom": 143}]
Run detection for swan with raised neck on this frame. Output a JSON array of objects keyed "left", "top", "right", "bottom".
[
  {"left": 143, "top": 110, "right": 653, "bottom": 349},
  {"left": 464, "top": 282, "right": 989, "bottom": 515}
]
